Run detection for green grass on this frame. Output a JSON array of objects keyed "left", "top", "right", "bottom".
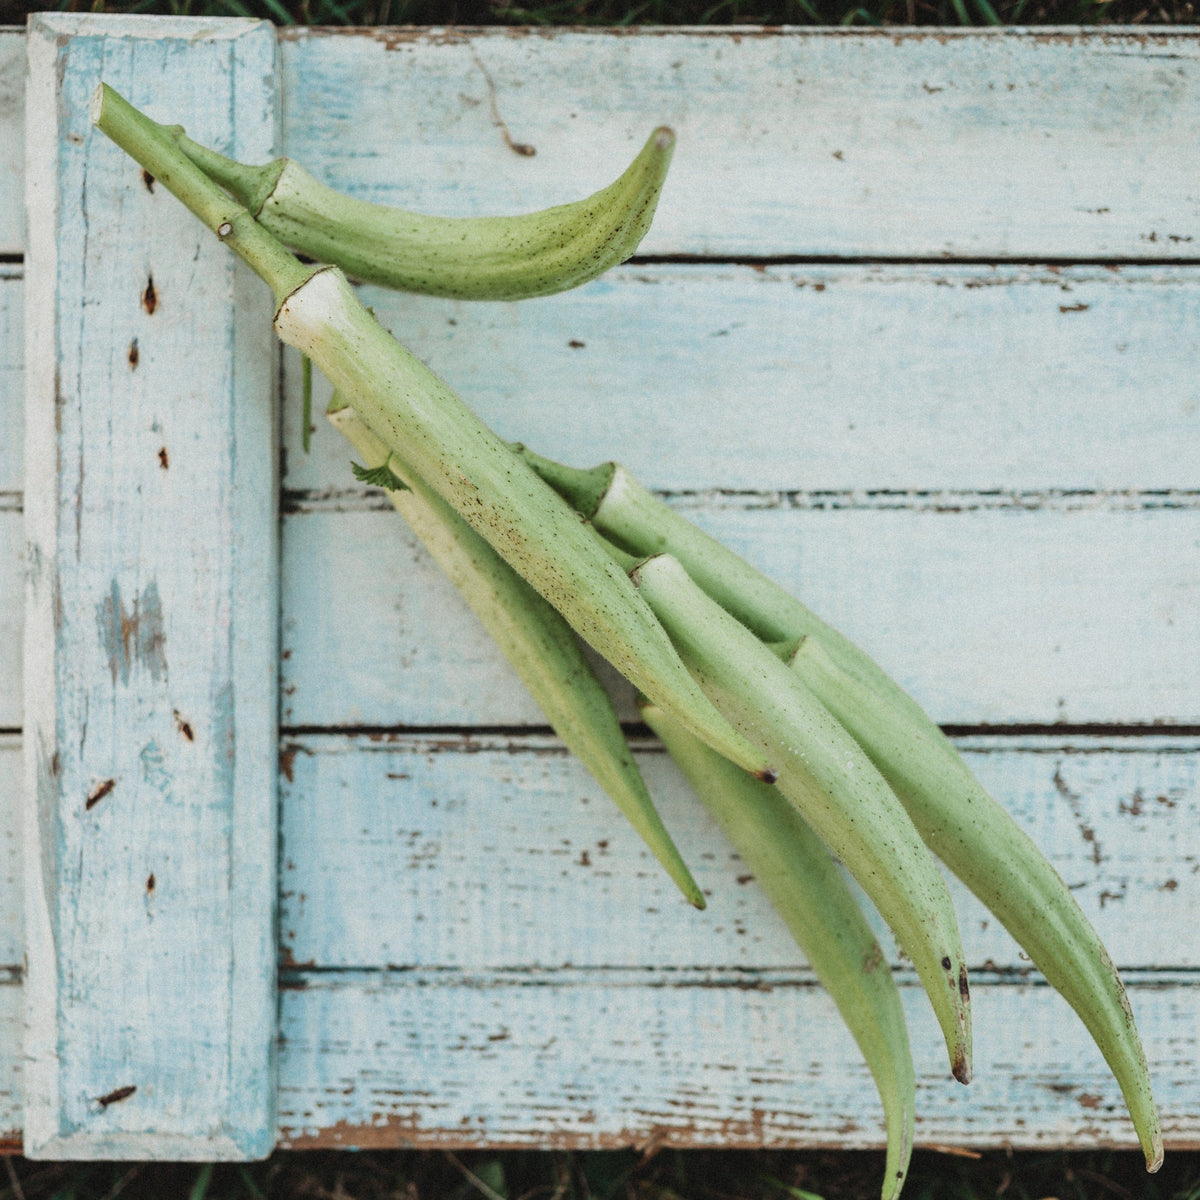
[
  {"left": 2, "top": 1149, "right": 1199, "bottom": 1200},
  {"left": 4, "top": 0, "right": 1199, "bottom": 31}
]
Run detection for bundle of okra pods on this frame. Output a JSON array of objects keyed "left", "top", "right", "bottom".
[{"left": 93, "top": 84, "right": 1160, "bottom": 1197}]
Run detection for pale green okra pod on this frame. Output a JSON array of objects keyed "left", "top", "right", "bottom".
[
  {"left": 786, "top": 635, "right": 1163, "bottom": 1172},
  {"left": 327, "top": 400, "right": 705, "bottom": 909},
  {"left": 172, "top": 123, "right": 676, "bottom": 301},
  {"left": 628, "top": 553, "right": 973, "bottom": 1086},
  {"left": 641, "top": 700, "right": 915, "bottom": 1200}
]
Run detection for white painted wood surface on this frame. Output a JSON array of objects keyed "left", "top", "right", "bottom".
[
  {"left": 22, "top": 16, "right": 279, "bottom": 1158},
  {"left": 3, "top": 20, "right": 1198, "bottom": 1157},
  {"left": 278, "top": 27, "right": 1200, "bottom": 261},
  {"left": 278, "top": 734, "right": 1196, "bottom": 971}
]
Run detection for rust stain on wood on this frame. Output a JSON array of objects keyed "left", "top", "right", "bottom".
[
  {"left": 85, "top": 778, "right": 115, "bottom": 811},
  {"left": 95, "top": 1085, "right": 137, "bottom": 1109},
  {"left": 173, "top": 710, "right": 194, "bottom": 742},
  {"left": 279, "top": 1108, "right": 796, "bottom": 1151},
  {"left": 141, "top": 276, "right": 157, "bottom": 315}
]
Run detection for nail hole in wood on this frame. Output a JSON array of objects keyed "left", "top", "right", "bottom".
[
  {"left": 85, "top": 779, "right": 115, "bottom": 811},
  {"left": 173, "top": 710, "right": 194, "bottom": 742},
  {"left": 127, "top": 339, "right": 139, "bottom": 369},
  {"left": 141, "top": 169, "right": 155, "bottom": 193},
  {"left": 142, "top": 276, "right": 158, "bottom": 316},
  {"left": 146, "top": 873, "right": 156, "bottom": 894},
  {"left": 96, "top": 1085, "right": 136, "bottom": 1108},
  {"left": 158, "top": 447, "right": 169, "bottom": 470}
]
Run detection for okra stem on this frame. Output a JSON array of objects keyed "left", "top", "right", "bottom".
[{"left": 91, "top": 84, "right": 313, "bottom": 307}]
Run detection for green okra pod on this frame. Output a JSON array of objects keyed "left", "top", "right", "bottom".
[
  {"left": 641, "top": 700, "right": 915, "bottom": 1200},
  {"left": 629, "top": 553, "right": 972, "bottom": 1086},
  {"left": 173, "top": 124, "right": 676, "bottom": 301},
  {"left": 786, "top": 635, "right": 1162, "bottom": 1173},
  {"left": 328, "top": 399, "right": 705, "bottom": 909}
]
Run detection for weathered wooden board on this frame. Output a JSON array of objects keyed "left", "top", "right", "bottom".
[
  {"left": 275, "top": 972, "right": 1197, "bottom": 1151},
  {"left": 279, "top": 734, "right": 1197, "bottom": 971},
  {"left": 0, "top": 512, "right": 19, "bottom": 733},
  {"left": 279, "top": 28, "right": 1200, "bottom": 262},
  {"left": 283, "top": 265, "right": 1200, "bottom": 495},
  {"left": 10, "top": 29, "right": 1200, "bottom": 261},
  {"left": 0, "top": 268, "right": 20, "bottom": 496},
  {"left": 274, "top": 733, "right": 1199, "bottom": 1150},
  {"left": 23, "top": 15, "right": 280, "bottom": 1159},
  {"left": 0, "top": 738, "right": 24, "bottom": 969},
  {"left": 7, "top": 19, "right": 1200, "bottom": 1159},
  {"left": 0, "top": 33, "right": 23, "bottom": 256},
  {"left": 281, "top": 502, "right": 1200, "bottom": 729}
]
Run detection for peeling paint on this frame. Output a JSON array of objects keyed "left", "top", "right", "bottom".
[{"left": 95, "top": 580, "right": 168, "bottom": 686}]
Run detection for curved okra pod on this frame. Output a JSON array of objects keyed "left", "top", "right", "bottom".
[
  {"left": 785, "top": 635, "right": 1163, "bottom": 1172},
  {"left": 641, "top": 700, "right": 915, "bottom": 1200},
  {"left": 327, "top": 399, "right": 705, "bottom": 909},
  {"left": 629, "top": 553, "right": 972, "bottom": 1085},
  {"left": 173, "top": 124, "right": 675, "bottom": 301},
  {"left": 92, "top": 85, "right": 772, "bottom": 789}
]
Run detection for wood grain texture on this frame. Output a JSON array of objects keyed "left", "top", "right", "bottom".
[
  {"left": 0, "top": 738, "right": 23, "bottom": 969},
  {"left": 275, "top": 971, "right": 1197, "bottom": 1151},
  {"left": 280, "top": 502, "right": 1200, "bottom": 729},
  {"left": 278, "top": 28, "right": 1200, "bottom": 262},
  {"left": 0, "top": 269, "right": 20, "bottom": 496},
  {"left": 0, "top": 33, "right": 22, "bottom": 257},
  {"left": 23, "top": 15, "right": 279, "bottom": 1159},
  {"left": 6, "top": 20, "right": 1199, "bottom": 1156},
  {"left": 0, "top": 512, "right": 19, "bottom": 732},
  {"left": 283, "top": 265, "right": 1200, "bottom": 495},
  {"left": 279, "top": 734, "right": 1197, "bottom": 972}
]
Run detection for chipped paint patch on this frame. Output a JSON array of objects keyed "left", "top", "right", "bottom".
[{"left": 95, "top": 580, "right": 167, "bottom": 686}]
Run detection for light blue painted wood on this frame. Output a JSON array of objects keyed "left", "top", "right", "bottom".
[
  {"left": 0, "top": 268, "right": 21, "bottom": 496},
  {"left": 6, "top": 22, "right": 1197, "bottom": 1155},
  {"left": 279, "top": 734, "right": 1198, "bottom": 972},
  {"left": 0, "top": 737, "right": 23, "bottom": 970},
  {"left": 0, "top": 33, "right": 22, "bottom": 256},
  {"left": 278, "top": 28, "right": 1200, "bottom": 261},
  {"left": 0, "top": 511, "right": 19, "bottom": 731},
  {"left": 283, "top": 265, "right": 1200, "bottom": 495},
  {"left": 280, "top": 502, "right": 1200, "bottom": 729},
  {"left": 275, "top": 970, "right": 1196, "bottom": 1151},
  {"left": 23, "top": 15, "right": 280, "bottom": 1159}
]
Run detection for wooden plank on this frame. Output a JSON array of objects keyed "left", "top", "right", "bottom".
[
  {"left": 0, "top": 739, "right": 23, "bottom": 969},
  {"left": 275, "top": 970, "right": 1197, "bottom": 1151},
  {"left": 0, "top": 269, "right": 20, "bottom": 495},
  {"left": 279, "top": 28, "right": 1200, "bottom": 262},
  {"left": 283, "top": 264, "right": 1200, "bottom": 494},
  {"left": 0, "top": 32, "right": 23, "bottom": 257},
  {"left": 23, "top": 15, "right": 279, "bottom": 1159},
  {"left": 280, "top": 502, "right": 1200, "bottom": 729},
  {"left": 0, "top": 511, "right": 19, "bottom": 733},
  {"left": 280, "top": 734, "right": 1199, "bottom": 973},
  {"left": 2, "top": 266, "right": 23, "bottom": 732}
]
